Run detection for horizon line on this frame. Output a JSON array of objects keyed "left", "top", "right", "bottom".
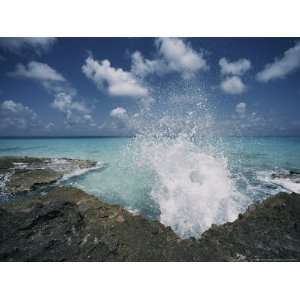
[{"left": 1, "top": 135, "right": 300, "bottom": 139}]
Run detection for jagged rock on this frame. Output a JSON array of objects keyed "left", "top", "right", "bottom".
[
  {"left": 0, "top": 186, "right": 300, "bottom": 261},
  {"left": 198, "top": 192, "right": 300, "bottom": 261},
  {"left": 0, "top": 187, "right": 197, "bottom": 261}
]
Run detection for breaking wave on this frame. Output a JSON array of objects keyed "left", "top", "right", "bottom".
[
  {"left": 59, "top": 162, "right": 108, "bottom": 182},
  {"left": 132, "top": 134, "right": 245, "bottom": 237},
  {"left": 257, "top": 170, "right": 300, "bottom": 194},
  {"left": 125, "top": 85, "right": 249, "bottom": 238}
]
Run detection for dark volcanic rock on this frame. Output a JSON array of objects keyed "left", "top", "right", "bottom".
[
  {"left": 197, "top": 192, "right": 300, "bottom": 261},
  {"left": 0, "top": 187, "right": 199, "bottom": 261},
  {"left": 0, "top": 186, "right": 300, "bottom": 261}
]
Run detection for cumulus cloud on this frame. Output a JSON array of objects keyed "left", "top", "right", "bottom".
[
  {"left": 156, "top": 38, "right": 208, "bottom": 79},
  {"left": 218, "top": 57, "right": 250, "bottom": 95},
  {"left": 110, "top": 107, "right": 129, "bottom": 120},
  {"left": 0, "top": 38, "right": 56, "bottom": 55},
  {"left": 131, "top": 38, "right": 208, "bottom": 79},
  {"left": 0, "top": 100, "right": 37, "bottom": 129},
  {"left": 83, "top": 38, "right": 207, "bottom": 105},
  {"left": 8, "top": 61, "right": 93, "bottom": 128},
  {"left": 131, "top": 51, "right": 166, "bottom": 78},
  {"left": 235, "top": 102, "right": 247, "bottom": 117},
  {"left": 82, "top": 56, "right": 148, "bottom": 98},
  {"left": 220, "top": 76, "right": 246, "bottom": 94},
  {"left": 96, "top": 106, "right": 134, "bottom": 135},
  {"left": 219, "top": 57, "right": 251, "bottom": 76},
  {"left": 256, "top": 42, "right": 300, "bottom": 82},
  {"left": 8, "top": 61, "right": 66, "bottom": 82},
  {"left": 108, "top": 106, "right": 138, "bottom": 135},
  {"left": 51, "top": 92, "right": 95, "bottom": 127},
  {"left": 45, "top": 122, "right": 55, "bottom": 130},
  {"left": 8, "top": 61, "right": 73, "bottom": 96},
  {"left": 5, "top": 57, "right": 96, "bottom": 131}
]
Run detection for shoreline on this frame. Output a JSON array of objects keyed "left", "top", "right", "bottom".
[{"left": 0, "top": 156, "right": 300, "bottom": 261}]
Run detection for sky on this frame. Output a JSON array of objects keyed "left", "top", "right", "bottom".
[{"left": 0, "top": 37, "right": 300, "bottom": 137}]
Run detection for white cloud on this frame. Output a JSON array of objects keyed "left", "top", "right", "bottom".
[
  {"left": 52, "top": 93, "right": 87, "bottom": 113},
  {"left": 0, "top": 38, "right": 56, "bottom": 55},
  {"left": 110, "top": 107, "right": 129, "bottom": 120},
  {"left": 8, "top": 61, "right": 66, "bottom": 82},
  {"left": 219, "top": 57, "right": 251, "bottom": 76},
  {"left": 131, "top": 38, "right": 208, "bottom": 79},
  {"left": 156, "top": 38, "right": 208, "bottom": 79},
  {"left": 108, "top": 106, "right": 134, "bottom": 134},
  {"left": 9, "top": 61, "right": 94, "bottom": 128},
  {"left": 45, "top": 122, "right": 55, "bottom": 130},
  {"left": 219, "top": 58, "right": 250, "bottom": 96},
  {"left": 235, "top": 102, "right": 247, "bottom": 117},
  {"left": 82, "top": 56, "right": 148, "bottom": 98},
  {"left": 131, "top": 51, "right": 166, "bottom": 78},
  {"left": 52, "top": 92, "right": 94, "bottom": 127},
  {"left": 0, "top": 100, "right": 37, "bottom": 129},
  {"left": 1, "top": 100, "right": 33, "bottom": 114},
  {"left": 220, "top": 76, "right": 246, "bottom": 94},
  {"left": 256, "top": 42, "right": 300, "bottom": 82}
]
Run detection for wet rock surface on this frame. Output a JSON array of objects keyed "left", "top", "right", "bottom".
[
  {"left": 197, "top": 192, "right": 300, "bottom": 261},
  {"left": 0, "top": 184, "right": 299, "bottom": 261},
  {"left": 1, "top": 156, "right": 300, "bottom": 261},
  {"left": 6, "top": 169, "right": 62, "bottom": 193},
  {"left": 0, "top": 156, "right": 98, "bottom": 194},
  {"left": 0, "top": 187, "right": 195, "bottom": 261},
  {"left": 271, "top": 170, "right": 300, "bottom": 180}
]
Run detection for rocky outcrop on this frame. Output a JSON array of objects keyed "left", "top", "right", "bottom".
[
  {"left": 0, "top": 186, "right": 300, "bottom": 261},
  {"left": 0, "top": 187, "right": 197, "bottom": 261},
  {"left": 6, "top": 169, "right": 62, "bottom": 193},
  {"left": 0, "top": 156, "right": 98, "bottom": 193},
  {"left": 197, "top": 192, "right": 300, "bottom": 261}
]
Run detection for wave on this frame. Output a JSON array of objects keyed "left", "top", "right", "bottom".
[
  {"left": 119, "top": 83, "right": 253, "bottom": 238},
  {"left": 129, "top": 132, "right": 248, "bottom": 238},
  {"left": 59, "top": 161, "right": 108, "bottom": 182},
  {"left": 257, "top": 170, "right": 300, "bottom": 194}
]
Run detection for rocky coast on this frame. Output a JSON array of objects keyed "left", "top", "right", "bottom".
[{"left": 0, "top": 156, "right": 300, "bottom": 261}]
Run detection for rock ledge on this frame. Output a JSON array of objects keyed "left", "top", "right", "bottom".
[{"left": 0, "top": 186, "right": 299, "bottom": 261}]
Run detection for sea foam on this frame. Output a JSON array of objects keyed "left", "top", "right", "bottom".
[{"left": 131, "top": 133, "right": 245, "bottom": 238}]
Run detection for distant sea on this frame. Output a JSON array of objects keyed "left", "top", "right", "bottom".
[{"left": 1, "top": 136, "right": 300, "bottom": 237}]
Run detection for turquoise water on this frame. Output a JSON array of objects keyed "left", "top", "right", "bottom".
[
  {"left": 1, "top": 136, "right": 300, "bottom": 237},
  {"left": 0, "top": 137, "right": 158, "bottom": 217}
]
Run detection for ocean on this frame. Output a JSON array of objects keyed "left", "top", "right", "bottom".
[{"left": 1, "top": 136, "right": 300, "bottom": 237}]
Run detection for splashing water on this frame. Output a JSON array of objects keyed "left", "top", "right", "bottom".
[
  {"left": 0, "top": 80, "right": 252, "bottom": 238},
  {"left": 131, "top": 134, "right": 244, "bottom": 238},
  {"left": 124, "top": 83, "right": 248, "bottom": 238}
]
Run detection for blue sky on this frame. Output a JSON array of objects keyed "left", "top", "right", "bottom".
[{"left": 0, "top": 37, "right": 300, "bottom": 136}]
